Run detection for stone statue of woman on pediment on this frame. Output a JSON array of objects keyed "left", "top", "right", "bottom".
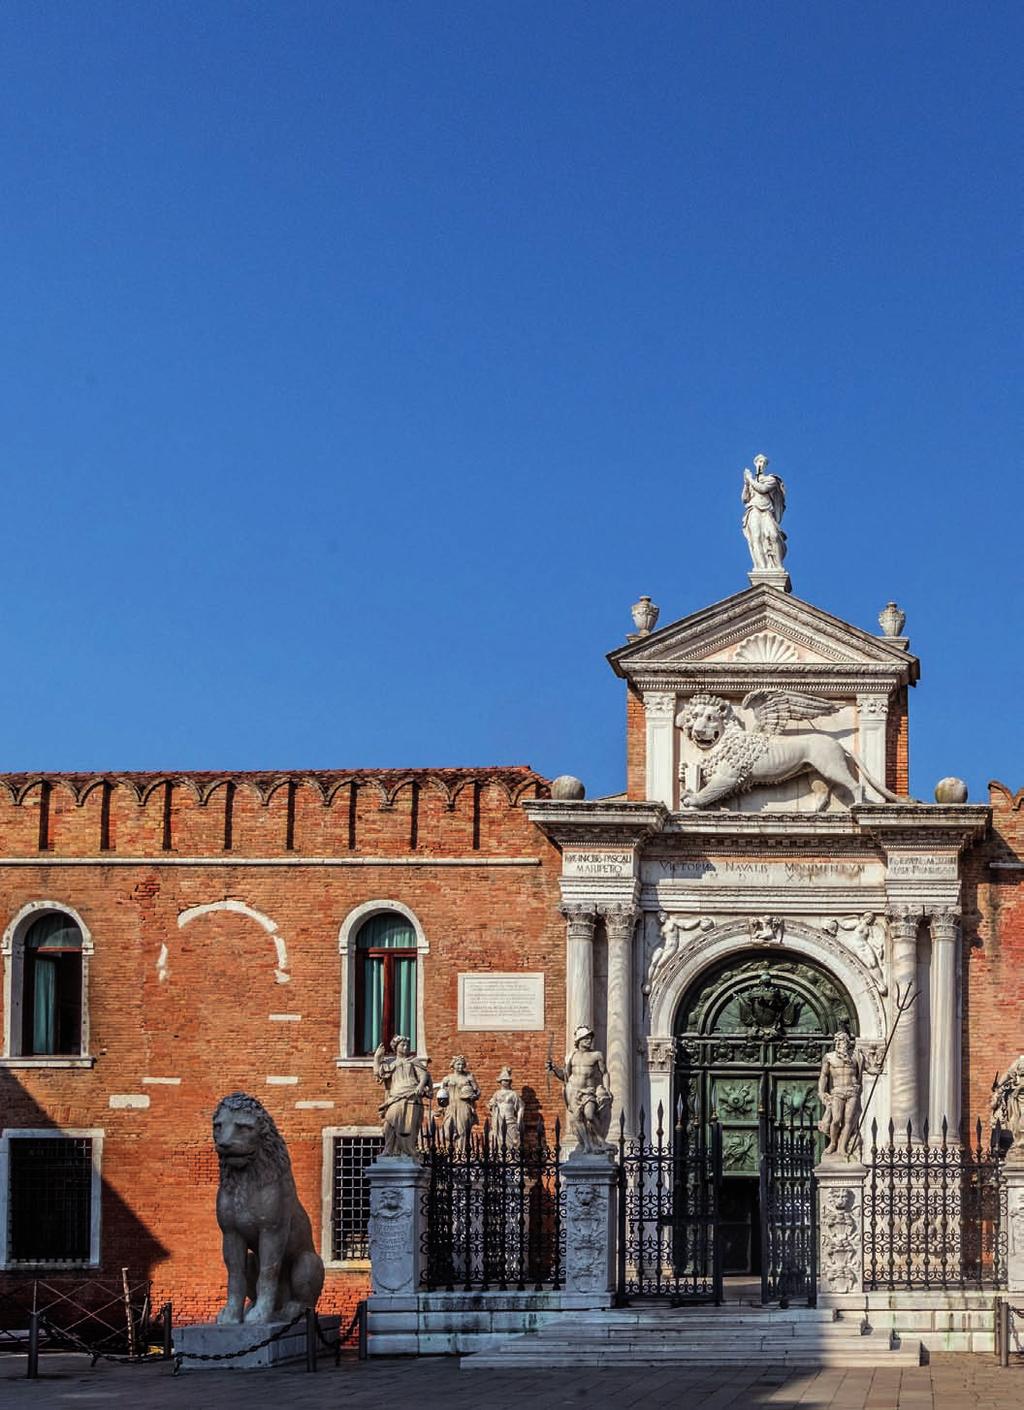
[{"left": 742, "top": 454, "right": 787, "bottom": 571}]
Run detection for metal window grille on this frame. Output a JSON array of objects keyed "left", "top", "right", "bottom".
[
  {"left": 8, "top": 1138, "right": 93, "bottom": 1265},
  {"left": 332, "top": 1134, "right": 382, "bottom": 1261}
]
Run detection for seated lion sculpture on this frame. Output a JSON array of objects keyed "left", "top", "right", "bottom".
[{"left": 212, "top": 1092, "right": 324, "bottom": 1325}]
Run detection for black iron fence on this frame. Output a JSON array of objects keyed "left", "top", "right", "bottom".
[
  {"left": 421, "top": 1119, "right": 563, "bottom": 1291},
  {"left": 760, "top": 1105, "right": 817, "bottom": 1307},
  {"left": 864, "top": 1118, "right": 1004, "bottom": 1291},
  {"left": 616, "top": 1102, "right": 723, "bottom": 1304}
]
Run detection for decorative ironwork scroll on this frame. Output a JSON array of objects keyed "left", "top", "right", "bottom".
[
  {"left": 864, "top": 1117, "right": 1004, "bottom": 1291},
  {"left": 421, "top": 1118, "right": 563, "bottom": 1292},
  {"left": 615, "top": 1102, "right": 723, "bottom": 1304}
]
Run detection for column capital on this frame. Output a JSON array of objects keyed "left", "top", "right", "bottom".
[
  {"left": 601, "top": 903, "right": 639, "bottom": 941},
  {"left": 856, "top": 692, "right": 890, "bottom": 719},
  {"left": 643, "top": 690, "right": 677, "bottom": 719},
  {"left": 560, "top": 903, "right": 597, "bottom": 938},
  {"left": 886, "top": 906, "right": 923, "bottom": 942},
  {"left": 930, "top": 908, "right": 961, "bottom": 940}
]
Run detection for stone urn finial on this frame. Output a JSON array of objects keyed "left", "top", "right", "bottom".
[
  {"left": 630, "top": 595, "right": 659, "bottom": 637},
  {"left": 878, "top": 602, "right": 906, "bottom": 638}
]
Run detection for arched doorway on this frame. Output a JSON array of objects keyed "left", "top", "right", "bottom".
[{"left": 674, "top": 952, "right": 857, "bottom": 1278}]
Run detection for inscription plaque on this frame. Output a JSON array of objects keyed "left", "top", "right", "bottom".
[
  {"left": 458, "top": 972, "right": 545, "bottom": 1031},
  {"left": 563, "top": 848, "right": 635, "bottom": 879},
  {"left": 887, "top": 854, "right": 959, "bottom": 880}
]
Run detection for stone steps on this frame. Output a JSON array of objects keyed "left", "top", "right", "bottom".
[{"left": 460, "top": 1309, "right": 924, "bottom": 1369}]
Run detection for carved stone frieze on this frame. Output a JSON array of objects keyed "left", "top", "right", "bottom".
[
  {"left": 645, "top": 913, "right": 715, "bottom": 994},
  {"left": 749, "top": 914, "right": 785, "bottom": 946},
  {"left": 646, "top": 1037, "right": 676, "bottom": 1073},
  {"left": 821, "top": 914, "right": 887, "bottom": 995},
  {"left": 819, "top": 1185, "right": 862, "bottom": 1295}
]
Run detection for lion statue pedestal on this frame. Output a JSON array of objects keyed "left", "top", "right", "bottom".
[{"left": 176, "top": 1092, "right": 336, "bottom": 1371}]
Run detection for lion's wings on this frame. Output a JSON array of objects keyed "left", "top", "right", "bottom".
[{"left": 741, "top": 690, "right": 839, "bottom": 736}]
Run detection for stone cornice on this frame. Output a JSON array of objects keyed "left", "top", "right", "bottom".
[
  {"left": 626, "top": 664, "right": 909, "bottom": 696},
  {"left": 522, "top": 800, "right": 668, "bottom": 848},
  {"left": 853, "top": 804, "right": 990, "bottom": 851}
]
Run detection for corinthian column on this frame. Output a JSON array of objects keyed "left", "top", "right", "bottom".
[
  {"left": 928, "top": 909, "right": 962, "bottom": 1141},
  {"left": 887, "top": 908, "right": 922, "bottom": 1135},
  {"left": 603, "top": 904, "right": 638, "bottom": 1137},
  {"left": 561, "top": 905, "right": 597, "bottom": 1055}
]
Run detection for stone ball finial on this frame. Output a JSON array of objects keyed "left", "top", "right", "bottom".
[
  {"left": 550, "top": 775, "right": 586, "bottom": 801},
  {"left": 878, "top": 602, "right": 907, "bottom": 637},
  {"left": 630, "top": 595, "right": 659, "bottom": 637},
  {"left": 934, "top": 777, "right": 968, "bottom": 804}
]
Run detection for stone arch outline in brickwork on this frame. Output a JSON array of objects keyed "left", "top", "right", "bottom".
[{"left": 169, "top": 900, "right": 290, "bottom": 986}]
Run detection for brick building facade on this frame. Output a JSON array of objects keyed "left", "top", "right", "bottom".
[{"left": 1, "top": 566, "right": 1022, "bottom": 1328}]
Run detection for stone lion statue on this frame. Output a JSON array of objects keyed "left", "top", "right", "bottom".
[
  {"left": 212, "top": 1092, "right": 324, "bottom": 1324},
  {"left": 677, "top": 691, "right": 904, "bottom": 812}
]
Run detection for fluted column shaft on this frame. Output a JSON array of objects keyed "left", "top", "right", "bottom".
[
  {"left": 928, "top": 910, "right": 961, "bottom": 1140},
  {"left": 888, "top": 909, "right": 921, "bottom": 1134},
  {"left": 603, "top": 904, "right": 637, "bottom": 1137},
  {"left": 562, "top": 905, "right": 596, "bottom": 1055}
]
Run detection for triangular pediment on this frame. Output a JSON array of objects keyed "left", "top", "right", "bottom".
[{"left": 609, "top": 587, "right": 918, "bottom": 684}]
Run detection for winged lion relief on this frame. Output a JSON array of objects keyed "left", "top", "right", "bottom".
[{"left": 677, "top": 691, "right": 904, "bottom": 813}]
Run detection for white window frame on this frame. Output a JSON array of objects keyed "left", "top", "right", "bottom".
[
  {"left": 1, "top": 902, "right": 95, "bottom": 1068},
  {"left": 336, "top": 900, "right": 429, "bottom": 1067},
  {"left": 0, "top": 1127, "right": 104, "bottom": 1269},
  {"left": 321, "top": 1125, "right": 382, "bottom": 1269}
]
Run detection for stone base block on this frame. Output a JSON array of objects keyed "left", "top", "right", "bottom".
[
  {"left": 367, "top": 1291, "right": 613, "bottom": 1357},
  {"left": 176, "top": 1316, "right": 339, "bottom": 1370}
]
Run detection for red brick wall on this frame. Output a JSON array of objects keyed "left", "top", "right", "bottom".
[
  {"left": 0, "top": 767, "right": 562, "bottom": 1323},
  {"left": 626, "top": 686, "right": 646, "bottom": 800},
  {"left": 885, "top": 687, "right": 910, "bottom": 795},
  {"left": 963, "top": 781, "right": 1024, "bottom": 1129}
]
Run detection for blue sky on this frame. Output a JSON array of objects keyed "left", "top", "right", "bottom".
[{"left": 0, "top": 3, "right": 1020, "bottom": 800}]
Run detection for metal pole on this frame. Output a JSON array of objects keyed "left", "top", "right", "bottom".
[
  {"left": 162, "top": 1302, "right": 173, "bottom": 1360},
  {"left": 305, "top": 1308, "right": 317, "bottom": 1372},
  {"left": 357, "top": 1299, "right": 368, "bottom": 1361},
  {"left": 1000, "top": 1300, "right": 1010, "bottom": 1368},
  {"left": 26, "top": 1311, "right": 39, "bottom": 1380}
]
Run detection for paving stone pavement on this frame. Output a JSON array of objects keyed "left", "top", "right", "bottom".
[{"left": 2, "top": 1353, "right": 1024, "bottom": 1409}]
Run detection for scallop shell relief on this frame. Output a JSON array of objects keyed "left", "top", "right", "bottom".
[{"left": 733, "top": 631, "right": 799, "bottom": 664}]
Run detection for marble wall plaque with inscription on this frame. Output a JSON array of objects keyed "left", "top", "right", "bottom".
[
  {"left": 562, "top": 847, "right": 635, "bottom": 879},
  {"left": 457, "top": 972, "right": 545, "bottom": 1030},
  {"left": 886, "top": 854, "right": 959, "bottom": 880},
  {"left": 646, "top": 857, "right": 885, "bottom": 887}
]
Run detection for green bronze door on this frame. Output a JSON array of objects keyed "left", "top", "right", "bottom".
[{"left": 675, "top": 953, "right": 856, "bottom": 1277}]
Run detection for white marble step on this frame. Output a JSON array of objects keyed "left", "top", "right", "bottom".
[{"left": 461, "top": 1313, "right": 924, "bottom": 1369}]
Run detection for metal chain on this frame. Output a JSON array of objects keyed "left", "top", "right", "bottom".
[
  {"left": 172, "top": 1310, "right": 306, "bottom": 1375},
  {"left": 313, "top": 1305, "right": 361, "bottom": 1351}
]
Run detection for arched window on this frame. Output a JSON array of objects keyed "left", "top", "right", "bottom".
[
  {"left": 21, "top": 914, "right": 84, "bottom": 1056},
  {"left": 3, "top": 904, "right": 92, "bottom": 1063},
  {"left": 354, "top": 912, "right": 417, "bottom": 1055}
]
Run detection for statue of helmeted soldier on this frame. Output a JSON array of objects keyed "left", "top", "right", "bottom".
[{"left": 547, "top": 1024, "right": 613, "bottom": 1156}]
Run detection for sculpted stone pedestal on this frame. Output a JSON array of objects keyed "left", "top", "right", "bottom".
[
  {"left": 366, "top": 1155, "right": 429, "bottom": 1298},
  {"left": 562, "top": 1152, "right": 617, "bottom": 1296},
  {"left": 815, "top": 1160, "right": 867, "bottom": 1297},
  {"left": 1003, "top": 1160, "right": 1024, "bottom": 1293}
]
